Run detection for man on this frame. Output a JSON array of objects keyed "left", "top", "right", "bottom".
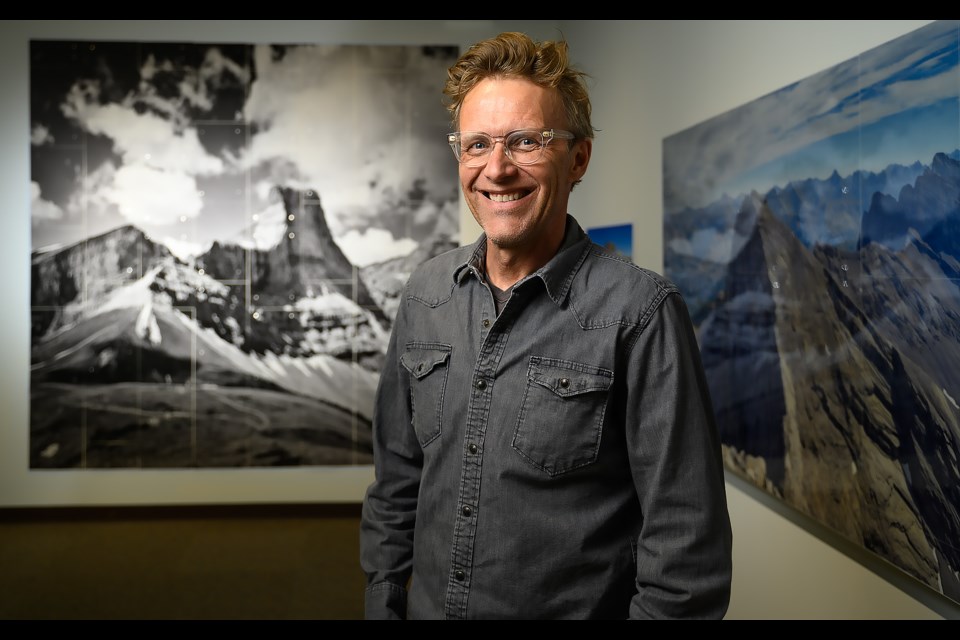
[{"left": 359, "top": 31, "right": 732, "bottom": 619}]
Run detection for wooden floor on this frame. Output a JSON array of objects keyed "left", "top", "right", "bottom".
[{"left": 0, "top": 504, "right": 365, "bottom": 620}]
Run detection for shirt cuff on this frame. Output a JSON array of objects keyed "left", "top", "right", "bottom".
[{"left": 364, "top": 581, "right": 408, "bottom": 620}]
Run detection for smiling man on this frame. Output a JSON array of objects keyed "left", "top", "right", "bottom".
[
  {"left": 359, "top": 31, "right": 733, "bottom": 620},
  {"left": 453, "top": 76, "right": 587, "bottom": 286}
]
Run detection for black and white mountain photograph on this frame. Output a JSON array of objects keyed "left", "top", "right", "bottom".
[
  {"left": 29, "top": 40, "right": 460, "bottom": 469},
  {"left": 664, "top": 20, "right": 960, "bottom": 604}
]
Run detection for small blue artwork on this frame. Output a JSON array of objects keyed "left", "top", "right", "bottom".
[{"left": 586, "top": 223, "right": 633, "bottom": 262}]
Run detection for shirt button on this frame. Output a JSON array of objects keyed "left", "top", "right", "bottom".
[
  {"left": 482, "top": 318, "right": 490, "bottom": 328},
  {"left": 468, "top": 443, "right": 478, "bottom": 454},
  {"left": 461, "top": 505, "right": 473, "bottom": 517},
  {"left": 454, "top": 569, "right": 466, "bottom": 581},
  {"left": 559, "top": 378, "right": 570, "bottom": 388},
  {"left": 476, "top": 379, "right": 487, "bottom": 390}
]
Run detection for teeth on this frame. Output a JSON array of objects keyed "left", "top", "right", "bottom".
[{"left": 490, "top": 192, "right": 522, "bottom": 202}]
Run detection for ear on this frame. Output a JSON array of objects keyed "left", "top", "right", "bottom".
[{"left": 568, "top": 137, "right": 592, "bottom": 186}]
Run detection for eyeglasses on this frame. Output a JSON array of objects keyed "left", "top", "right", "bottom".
[{"left": 447, "top": 128, "right": 576, "bottom": 167}]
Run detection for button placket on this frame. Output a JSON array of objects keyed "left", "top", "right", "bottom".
[{"left": 445, "top": 281, "right": 513, "bottom": 619}]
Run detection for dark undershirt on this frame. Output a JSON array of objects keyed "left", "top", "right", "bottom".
[{"left": 488, "top": 280, "right": 513, "bottom": 316}]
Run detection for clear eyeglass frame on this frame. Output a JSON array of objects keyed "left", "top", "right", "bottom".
[{"left": 447, "top": 128, "right": 576, "bottom": 167}]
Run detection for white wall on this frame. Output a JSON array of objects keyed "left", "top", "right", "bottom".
[
  {"left": 2, "top": 19, "right": 957, "bottom": 620},
  {"left": 562, "top": 19, "right": 956, "bottom": 620}
]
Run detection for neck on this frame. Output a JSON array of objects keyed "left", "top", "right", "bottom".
[
  {"left": 484, "top": 225, "right": 565, "bottom": 290},
  {"left": 483, "top": 248, "right": 530, "bottom": 290}
]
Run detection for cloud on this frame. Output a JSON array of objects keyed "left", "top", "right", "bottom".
[
  {"left": 31, "top": 124, "right": 53, "bottom": 146},
  {"left": 668, "top": 227, "right": 739, "bottom": 264},
  {"left": 161, "top": 236, "right": 207, "bottom": 261},
  {"left": 30, "top": 181, "right": 64, "bottom": 222},
  {"left": 104, "top": 164, "right": 203, "bottom": 226},
  {"left": 244, "top": 199, "right": 288, "bottom": 250},
  {"left": 65, "top": 99, "right": 224, "bottom": 175},
  {"left": 38, "top": 42, "right": 458, "bottom": 253},
  {"left": 64, "top": 161, "right": 119, "bottom": 219},
  {"left": 337, "top": 227, "right": 417, "bottom": 267},
  {"left": 61, "top": 75, "right": 224, "bottom": 176},
  {"left": 238, "top": 44, "right": 454, "bottom": 227},
  {"left": 664, "top": 21, "right": 959, "bottom": 212}
]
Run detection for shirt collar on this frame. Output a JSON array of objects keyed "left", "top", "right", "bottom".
[{"left": 452, "top": 214, "right": 591, "bottom": 306}]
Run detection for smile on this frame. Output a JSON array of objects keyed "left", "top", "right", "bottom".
[{"left": 487, "top": 191, "right": 525, "bottom": 202}]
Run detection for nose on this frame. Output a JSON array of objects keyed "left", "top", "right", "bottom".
[{"left": 483, "top": 139, "right": 516, "bottom": 176}]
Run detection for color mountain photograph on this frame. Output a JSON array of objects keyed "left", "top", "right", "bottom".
[{"left": 664, "top": 20, "right": 960, "bottom": 604}]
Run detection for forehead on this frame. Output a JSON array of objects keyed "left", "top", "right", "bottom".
[{"left": 460, "top": 77, "right": 565, "bottom": 132}]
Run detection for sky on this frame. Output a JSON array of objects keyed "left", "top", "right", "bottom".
[
  {"left": 586, "top": 223, "right": 633, "bottom": 261},
  {"left": 663, "top": 19, "right": 960, "bottom": 216},
  {"left": 29, "top": 40, "right": 460, "bottom": 267}
]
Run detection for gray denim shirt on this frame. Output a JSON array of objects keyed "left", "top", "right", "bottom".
[{"left": 360, "top": 215, "right": 733, "bottom": 619}]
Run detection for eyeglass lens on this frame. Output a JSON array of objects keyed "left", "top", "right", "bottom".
[{"left": 454, "top": 130, "right": 547, "bottom": 166}]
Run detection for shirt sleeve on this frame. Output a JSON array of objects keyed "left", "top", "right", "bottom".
[
  {"left": 624, "top": 290, "right": 733, "bottom": 619},
  {"left": 359, "top": 292, "right": 423, "bottom": 620}
]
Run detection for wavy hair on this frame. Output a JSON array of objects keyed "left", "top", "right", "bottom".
[{"left": 443, "top": 31, "right": 595, "bottom": 142}]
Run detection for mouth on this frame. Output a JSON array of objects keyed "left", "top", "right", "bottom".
[{"left": 484, "top": 190, "right": 530, "bottom": 202}]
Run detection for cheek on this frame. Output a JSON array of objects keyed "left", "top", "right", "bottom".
[
  {"left": 459, "top": 167, "right": 478, "bottom": 190},
  {"left": 560, "top": 153, "right": 579, "bottom": 178}
]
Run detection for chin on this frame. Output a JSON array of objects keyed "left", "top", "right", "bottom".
[{"left": 487, "top": 229, "right": 530, "bottom": 250}]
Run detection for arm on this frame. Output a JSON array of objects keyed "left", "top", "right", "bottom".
[
  {"left": 359, "top": 295, "right": 423, "bottom": 619},
  {"left": 625, "top": 291, "right": 733, "bottom": 619}
]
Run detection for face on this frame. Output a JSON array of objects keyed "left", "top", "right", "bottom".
[{"left": 457, "top": 77, "right": 591, "bottom": 258}]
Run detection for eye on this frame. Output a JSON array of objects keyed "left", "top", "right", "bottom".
[
  {"left": 508, "top": 131, "right": 541, "bottom": 152},
  {"left": 460, "top": 133, "right": 491, "bottom": 154}
]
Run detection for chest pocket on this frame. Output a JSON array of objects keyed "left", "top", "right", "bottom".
[
  {"left": 512, "top": 356, "right": 613, "bottom": 477},
  {"left": 400, "top": 343, "right": 452, "bottom": 447}
]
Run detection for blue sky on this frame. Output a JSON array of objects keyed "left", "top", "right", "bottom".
[
  {"left": 664, "top": 19, "right": 960, "bottom": 214},
  {"left": 586, "top": 223, "right": 632, "bottom": 260}
]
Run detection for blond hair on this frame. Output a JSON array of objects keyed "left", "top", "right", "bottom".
[{"left": 443, "top": 31, "right": 594, "bottom": 141}]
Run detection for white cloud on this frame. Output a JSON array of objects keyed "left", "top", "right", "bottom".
[
  {"left": 237, "top": 199, "right": 288, "bottom": 250},
  {"left": 337, "top": 227, "right": 417, "bottom": 267},
  {"left": 664, "top": 21, "right": 958, "bottom": 212},
  {"left": 31, "top": 124, "right": 53, "bottom": 146},
  {"left": 238, "top": 44, "right": 453, "bottom": 224},
  {"left": 30, "top": 181, "right": 64, "bottom": 222},
  {"left": 42, "top": 43, "right": 457, "bottom": 252},
  {"left": 668, "top": 227, "right": 738, "bottom": 264},
  {"left": 61, "top": 79, "right": 224, "bottom": 176},
  {"left": 104, "top": 164, "right": 203, "bottom": 226},
  {"left": 161, "top": 236, "right": 208, "bottom": 261},
  {"left": 64, "top": 161, "right": 118, "bottom": 219}
]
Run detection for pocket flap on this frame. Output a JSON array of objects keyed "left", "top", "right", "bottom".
[
  {"left": 528, "top": 358, "right": 613, "bottom": 398},
  {"left": 401, "top": 346, "right": 451, "bottom": 380}
]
